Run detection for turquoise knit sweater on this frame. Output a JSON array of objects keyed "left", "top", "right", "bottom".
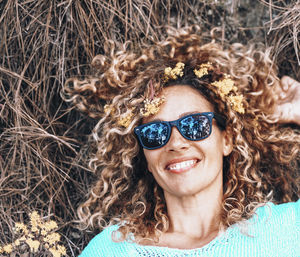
[{"left": 80, "top": 200, "right": 300, "bottom": 256}]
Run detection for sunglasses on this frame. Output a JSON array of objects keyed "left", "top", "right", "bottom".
[{"left": 134, "top": 112, "right": 226, "bottom": 150}]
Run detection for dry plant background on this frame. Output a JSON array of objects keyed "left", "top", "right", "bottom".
[{"left": 0, "top": 0, "right": 299, "bottom": 256}]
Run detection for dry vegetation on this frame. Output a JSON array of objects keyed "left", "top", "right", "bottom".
[{"left": 0, "top": 0, "right": 299, "bottom": 256}]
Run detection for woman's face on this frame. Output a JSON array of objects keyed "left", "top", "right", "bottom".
[{"left": 143, "top": 85, "right": 232, "bottom": 198}]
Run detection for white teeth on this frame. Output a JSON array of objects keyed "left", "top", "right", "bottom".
[{"left": 168, "top": 160, "right": 196, "bottom": 170}]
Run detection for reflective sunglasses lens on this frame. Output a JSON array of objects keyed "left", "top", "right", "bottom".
[
  {"left": 179, "top": 115, "right": 210, "bottom": 140},
  {"left": 139, "top": 123, "right": 169, "bottom": 149}
]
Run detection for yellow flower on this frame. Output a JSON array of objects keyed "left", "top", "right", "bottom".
[
  {"left": 117, "top": 108, "right": 135, "bottom": 128},
  {"left": 57, "top": 245, "right": 66, "bottom": 255},
  {"left": 228, "top": 95, "right": 245, "bottom": 114},
  {"left": 26, "top": 238, "right": 40, "bottom": 252},
  {"left": 41, "top": 220, "right": 58, "bottom": 235},
  {"left": 0, "top": 246, "right": 3, "bottom": 254},
  {"left": 3, "top": 244, "right": 13, "bottom": 254},
  {"left": 164, "top": 67, "right": 172, "bottom": 77},
  {"left": 15, "top": 222, "right": 29, "bottom": 234},
  {"left": 27, "top": 233, "right": 34, "bottom": 238},
  {"left": 6, "top": 211, "right": 66, "bottom": 256},
  {"left": 104, "top": 104, "right": 115, "bottom": 115},
  {"left": 43, "top": 232, "right": 61, "bottom": 245},
  {"left": 140, "top": 97, "right": 165, "bottom": 117},
  {"left": 19, "top": 235, "right": 26, "bottom": 241},
  {"left": 211, "top": 77, "right": 236, "bottom": 98},
  {"left": 30, "top": 211, "right": 42, "bottom": 233},
  {"left": 49, "top": 245, "right": 66, "bottom": 257},
  {"left": 194, "top": 62, "right": 213, "bottom": 78},
  {"left": 164, "top": 62, "right": 185, "bottom": 80},
  {"left": 14, "top": 239, "right": 20, "bottom": 246}
]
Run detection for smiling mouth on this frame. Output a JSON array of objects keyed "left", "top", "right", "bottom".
[{"left": 166, "top": 159, "right": 199, "bottom": 173}]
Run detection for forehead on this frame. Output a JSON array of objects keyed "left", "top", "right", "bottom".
[{"left": 144, "top": 85, "right": 213, "bottom": 123}]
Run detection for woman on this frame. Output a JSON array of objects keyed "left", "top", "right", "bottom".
[{"left": 65, "top": 28, "right": 300, "bottom": 256}]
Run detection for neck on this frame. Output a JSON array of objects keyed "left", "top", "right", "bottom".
[{"left": 164, "top": 183, "right": 223, "bottom": 240}]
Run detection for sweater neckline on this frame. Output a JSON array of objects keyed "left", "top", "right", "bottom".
[{"left": 131, "top": 225, "right": 236, "bottom": 253}]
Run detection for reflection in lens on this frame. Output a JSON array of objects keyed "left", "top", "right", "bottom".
[
  {"left": 140, "top": 123, "right": 168, "bottom": 148},
  {"left": 180, "top": 115, "right": 210, "bottom": 140}
]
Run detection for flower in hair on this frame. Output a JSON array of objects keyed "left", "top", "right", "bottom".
[
  {"left": 117, "top": 108, "right": 135, "bottom": 128},
  {"left": 193, "top": 62, "right": 213, "bottom": 78},
  {"left": 228, "top": 95, "right": 245, "bottom": 114},
  {"left": 164, "top": 62, "right": 185, "bottom": 81},
  {"left": 140, "top": 97, "right": 165, "bottom": 117},
  {"left": 193, "top": 63, "right": 245, "bottom": 114},
  {"left": 104, "top": 104, "right": 135, "bottom": 128},
  {"left": 211, "top": 76, "right": 238, "bottom": 98},
  {"left": 104, "top": 104, "right": 115, "bottom": 115},
  {"left": 210, "top": 77, "right": 245, "bottom": 113}
]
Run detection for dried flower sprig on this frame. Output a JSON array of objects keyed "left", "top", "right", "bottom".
[
  {"left": 211, "top": 75, "right": 237, "bottom": 98},
  {"left": 104, "top": 104, "right": 135, "bottom": 128},
  {"left": 105, "top": 97, "right": 166, "bottom": 128},
  {"left": 193, "top": 62, "right": 213, "bottom": 78},
  {"left": 210, "top": 75, "right": 245, "bottom": 114},
  {"left": 104, "top": 79, "right": 166, "bottom": 128},
  {"left": 104, "top": 104, "right": 115, "bottom": 115},
  {"left": 194, "top": 62, "right": 245, "bottom": 114},
  {"left": 140, "top": 97, "right": 165, "bottom": 117},
  {"left": 0, "top": 211, "right": 66, "bottom": 257},
  {"left": 117, "top": 107, "right": 136, "bottom": 128},
  {"left": 0, "top": 244, "right": 13, "bottom": 254},
  {"left": 228, "top": 94, "right": 245, "bottom": 114},
  {"left": 163, "top": 62, "right": 185, "bottom": 82}
]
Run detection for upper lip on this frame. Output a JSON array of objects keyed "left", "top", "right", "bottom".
[{"left": 165, "top": 157, "right": 200, "bottom": 170}]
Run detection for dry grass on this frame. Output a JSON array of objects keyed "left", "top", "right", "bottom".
[
  {"left": 0, "top": 0, "right": 299, "bottom": 256},
  {"left": 261, "top": 0, "right": 300, "bottom": 78}
]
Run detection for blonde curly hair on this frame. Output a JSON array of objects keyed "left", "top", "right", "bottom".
[{"left": 64, "top": 27, "right": 300, "bottom": 242}]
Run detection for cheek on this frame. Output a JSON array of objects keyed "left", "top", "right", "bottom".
[{"left": 143, "top": 149, "right": 160, "bottom": 173}]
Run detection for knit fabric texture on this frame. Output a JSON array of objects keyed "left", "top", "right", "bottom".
[{"left": 79, "top": 200, "right": 300, "bottom": 257}]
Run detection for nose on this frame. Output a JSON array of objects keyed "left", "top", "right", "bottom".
[{"left": 165, "top": 127, "right": 190, "bottom": 152}]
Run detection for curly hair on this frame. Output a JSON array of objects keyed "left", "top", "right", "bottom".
[{"left": 64, "top": 27, "right": 300, "bottom": 242}]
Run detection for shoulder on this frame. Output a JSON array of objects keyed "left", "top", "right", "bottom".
[
  {"left": 246, "top": 199, "right": 300, "bottom": 240},
  {"left": 229, "top": 200, "right": 300, "bottom": 256},
  {"left": 255, "top": 199, "right": 299, "bottom": 225},
  {"left": 79, "top": 225, "right": 136, "bottom": 257}
]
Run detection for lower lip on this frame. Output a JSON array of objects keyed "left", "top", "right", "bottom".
[{"left": 166, "top": 160, "right": 199, "bottom": 174}]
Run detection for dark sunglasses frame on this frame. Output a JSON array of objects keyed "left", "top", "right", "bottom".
[{"left": 134, "top": 112, "right": 226, "bottom": 150}]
